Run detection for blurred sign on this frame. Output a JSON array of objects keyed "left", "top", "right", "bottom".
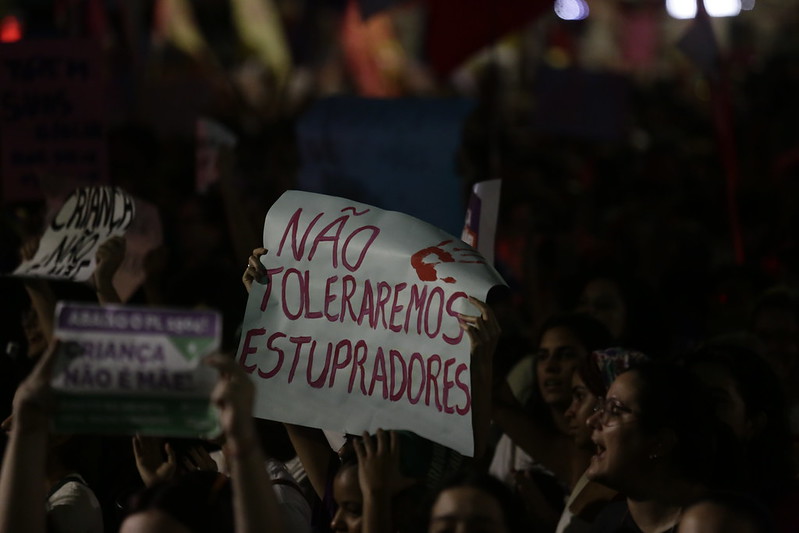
[
  {"left": 0, "top": 40, "right": 107, "bottom": 203},
  {"left": 296, "top": 96, "right": 474, "bottom": 236},
  {"left": 52, "top": 303, "right": 220, "bottom": 437},
  {"left": 13, "top": 186, "right": 134, "bottom": 281},
  {"left": 461, "top": 179, "right": 501, "bottom": 265}
]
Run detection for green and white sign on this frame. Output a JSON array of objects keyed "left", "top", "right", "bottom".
[{"left": 51, "top": 302, "right": 222, "bottom": 437}]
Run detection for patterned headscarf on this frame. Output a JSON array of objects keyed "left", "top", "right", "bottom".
[{"left": 580, "top": 347, "right": 649, "bottom": 397}]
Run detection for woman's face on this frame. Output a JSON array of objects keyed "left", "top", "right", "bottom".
[
  {"left": 429, "top": 486, "right": 508, "bottom": 533},
  {"left": 564, "top": 373, "right": 597, "bottom": 451},
  {"left": 576, "top": 279, "right": 627, "bottom": 340},
  {"left": 585, "top": 371, "right": 654, "bottom": 491},
  {"left": 536, "top": 326, "right": 587, "bottom": 408},
  {"left": 331, "top": 465, "right": 363, "bottom": 532}
]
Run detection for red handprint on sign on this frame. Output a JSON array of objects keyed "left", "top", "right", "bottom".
[{"left": 410, "top": 240, "right": 486, "bottom": 284}]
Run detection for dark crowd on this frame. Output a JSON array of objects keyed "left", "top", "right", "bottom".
[{"left": 1, "top": 1, "right": 799, "bottom": 532}]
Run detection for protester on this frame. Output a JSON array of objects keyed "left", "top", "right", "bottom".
[
  {"left": 0, "top": 375, "right": 103, "bottom": 533},
  {"left": 570, "top": 269, "right": 663, "bottom": 357},
  {"left": 0, "top": 341, "right": 287, "bottom": 533},
  {"left": 243, "top": 246, "right": 501, "bottom": 532},
  {"left": 427, "top": 471, "right": 529, "bottom": 533},
  {"left": 491, "top": 314, "right": 612, "bottom": 528},
  {"left": 585, "top": 361, "right": 726, "bottom": 533},
  {"left": 17, "top": 238, "right": 55, "bottom": 361},
  {"left": 2, "top": 7, "right": 799, "bottom": 531},
  {"left": 557, "top": 347, "right": 648, "bottom": 533}
]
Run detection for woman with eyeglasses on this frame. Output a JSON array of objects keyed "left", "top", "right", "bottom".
[
  {"left": 556, "top": 348, "right": 647, "bottom": 533},
  {"left": 584, "top": 361, "right": 725, "bottom": 533}
]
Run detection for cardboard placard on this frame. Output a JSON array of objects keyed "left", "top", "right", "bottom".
[
  {"left": 13, "top": 186, "right": 135, "bottom": 281},
  {"left": 237, "top": 191, "right": 506, "bottom": 455}
]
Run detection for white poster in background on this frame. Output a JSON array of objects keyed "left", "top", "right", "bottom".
[
  {"left": 13, "top": 186, "right": 135, "bottom": 281},
  {"left": 461, "top": 179, "right": 501, "bottom": 265},
  {"left": 237, "top": 191, "right": 506, "bottom": 455}
]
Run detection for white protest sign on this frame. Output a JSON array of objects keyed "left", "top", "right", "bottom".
[
  {"left": 461, "top": 179, "right": 501, "bottom": 265},
  {"left": 51, "top": 302, "right": 221, "bottom": 437},
  {"left": 12, "top": 186, "right": 135, "bottom": 280},
  {"left": 237, "top": 191, "right": 506, "bottom": 455}
]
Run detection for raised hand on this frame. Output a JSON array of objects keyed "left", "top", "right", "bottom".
[
  {"left": 94, "top": 236, "right": 126, "bottom": 304},
  {"left": 95, "top": 236, "right": 126, "bottom": 285},
  {"left": 353, "top": 429, "right": 413, "bottom": 496},
  {"left": 19, "top": 237, "right": 40, "bottom": 263},
  {"left": 353, "top": 429, "right": 414, "bottom": 533},
  {"left": 204, "top": 353, "right": 257, "bottom": 457},
  {"left": 458, "top": 296, "right": 501, "bottom": 377},
  {"left": 132, "top": 435, "right": 177, "bottom": 487},
  {"left": 11, "top": 339, "right": 62, "bottom": 434},
  {"left": 242, "top": 247, "right": 268, "bottom": 293},
  {"left": 181, "top": 444, "right": 219, "bottom": 473}
]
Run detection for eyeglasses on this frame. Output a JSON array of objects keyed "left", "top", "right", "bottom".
[{"left": 592, "top": 397, "right": 637, "bottom": 427}]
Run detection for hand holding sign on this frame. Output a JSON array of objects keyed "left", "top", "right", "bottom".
[
  {"left": 457, "top": 297, "right": 500, "bottom": 459},
  {"left": 95, "top": 236, "right": 126, "bottom": 285},
  {"left": 20, "top": 237, "right": 40, "bottom": 263},
  {"left": 243, "top": 247, "right": 268, "bottom": 293},
  {"left": 95, "top": 236, "right": 125, "bottom": 304},
  {"left": 12, "top": 186, "right": 135, "bottom": 281},
  {"left": 458, "top": 297, "right": 500, "bottom": 376}
]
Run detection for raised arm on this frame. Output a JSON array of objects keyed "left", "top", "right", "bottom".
[
  {"left": 20, "top": 238, "right": 56, "bottom": 347},
  {"left": 491, "top": 380, "right": 574, "bottom": 484},
  {"left": 205, "top": 353, "right": 285, "bottom": 533},
  {"left": 458, "top": 296, "right": 501, "bottom": 460},
  {"left": 242, "top": 247, "right": 268, "bottom": 293},
  {"left": 354, "top": 429, "right": 416, "bottom": 533},
  {"left": 94, "top": 236, "right": 125, "bottom": 305},
  {"left": 283, "top": 423, "right": 337, "bottom": 500},
  {"left": 242, "top": 247, "right": 338, "bottom": 500},
  {"left": 0, "top": 339, "right": 60, "bottom": 533}
]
